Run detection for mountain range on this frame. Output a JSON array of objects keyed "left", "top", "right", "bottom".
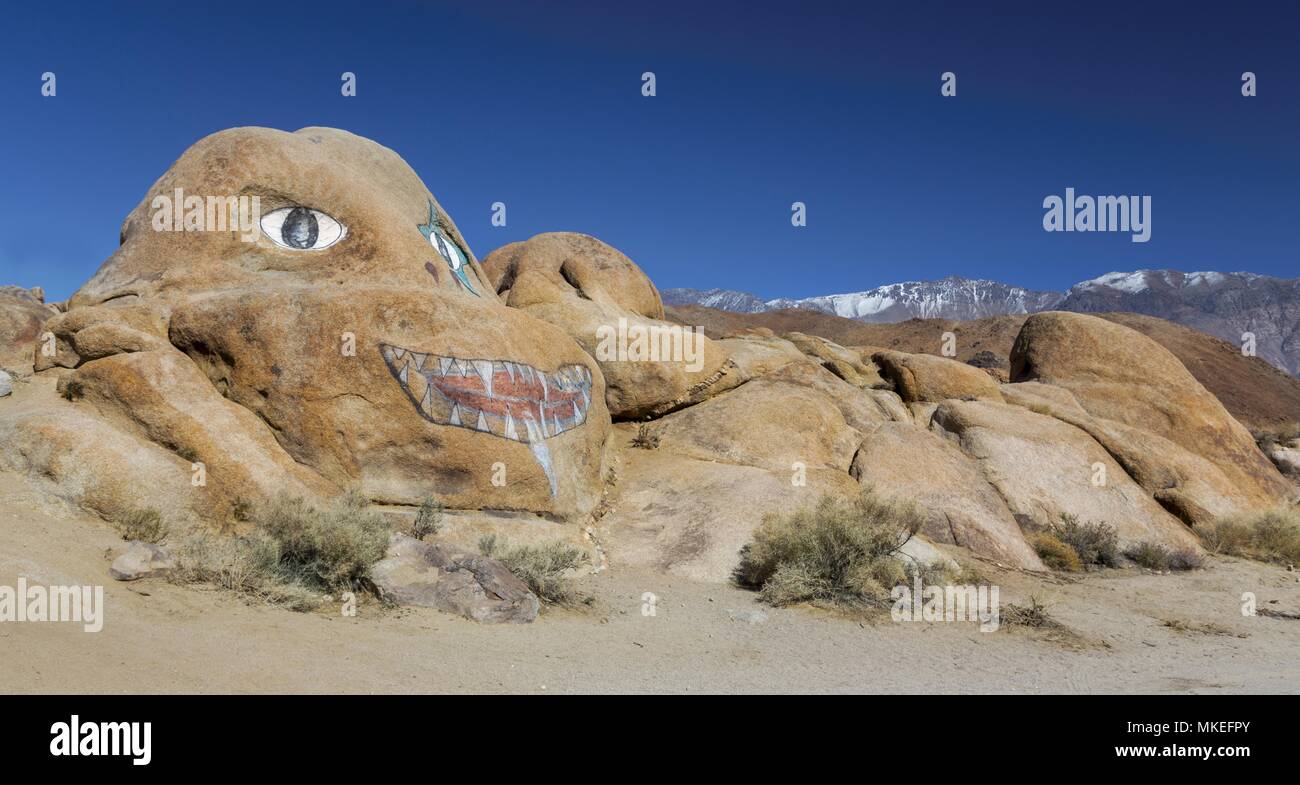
[{"left": 663, "top": 270, "right": 1300, "bottom": 375}]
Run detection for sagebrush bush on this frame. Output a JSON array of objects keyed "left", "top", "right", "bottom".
[
  {"left": 172, "top": 532, "right": 320, "bottom": 611},
  {"left": 410, "top": 496, "right": 443, "bottom": 540},
  {"left": 734, "top": 489, "right": 925, "bottom": 607},
  {"left": 1125, "top": 541, "right": 1203, "bottom": 571},
  {"left": 1198, "top": 506, "right": 1300, "bottom": 565},
  {"left": 172, "top": 491, "right": 391, "bottom": 610},
  {"left": 114, "top": 507, "right": 169, "bottom": 544},
  {"left": 1053, "top": 513, "right": 1121, "bottom": 567},
  {"left": 1029, "top": 531, "right": 1082, "bottom": 572},
  {"left": 255, "top": 491, "right": 391, "bottom": 592},
  {"left": 478, "top": 534, "right": 590, "bottom": 605}
]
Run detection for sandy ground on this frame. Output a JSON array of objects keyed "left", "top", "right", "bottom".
[{"left": 2, "top": 470, "right": 1299, "bottom": 694}]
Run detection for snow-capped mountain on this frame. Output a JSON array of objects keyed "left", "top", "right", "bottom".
[
  {"left": 664, "top": 277, "right": 1065, "bottom": 322},
  {"left": 663, "top": 270, "right": 1300, "bottom": 375},
  {"left": 763, "top": 276, "right": 1065, "bottom": 323},
  {"left": 1058, "top": 270, "right": 1300, "bottom": 375},
  {"left": 660, "top": 288, "right": 770, "bottom": 313}
]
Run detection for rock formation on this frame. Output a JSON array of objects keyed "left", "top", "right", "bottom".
[{"left": 1, "top": 126, "right": 1294, "bottom": 604}]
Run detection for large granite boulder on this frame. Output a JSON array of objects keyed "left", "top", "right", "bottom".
[
  {"left": 872, "top": 349, "right": 1004, "bottom": 403},
  {"left": 1011, "top": 312, "right": 1292, "bottom": 514},
  {"left": 2, "top": 127, "right": 612, "bottom": 529},
  {"left": 0, "top": 285, "right": 54, "bottom": 372},
  {"left": 482, "top": 233, "right": 738, "bottom": 419},
  {"left": 931, "top": 399, "right": 1203, "bottom": 553},
  {"left": 850, "top": 422, "right": 1045, "bottom": 570}
]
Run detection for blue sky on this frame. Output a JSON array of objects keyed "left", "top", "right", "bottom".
[{"left": 1, "top": 0, "right": 1296, "bottom": 301}]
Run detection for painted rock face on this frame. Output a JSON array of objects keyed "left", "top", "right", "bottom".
[{"left": 64, "top": 127, "right": 610, "bottom": 516}]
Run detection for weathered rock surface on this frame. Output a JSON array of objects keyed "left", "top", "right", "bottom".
[
  {"left": 482, "top": 233, "right": 737, "bottom": 419},
  {"left": 760, "top": 359, "right": 893, "bottom": 432},
  {"left": 1011, "top": 311, "right": 1292, "bottom": 512},
  {"left": 0, "top": 378, "right": 198, "bottom": 528},
  {"left": 68, "top": 349, "right": 338, "bottom": 519},
  {"left": 715, "top": 333, "right": 804, "bottom": 380},
  {"left": 109, "top": 541, "right": 176, "bottom": 581},
  {"left": 1000, "top": 380, "right": 1250, "bottom": 524},
  {"left": 851, "top": 423, "right": 1045, "bottom": 570},
  {"left": 4, "top": 127, "right": 612, "bottom": 527},
  {"left": 931, "top": 399, "right": 1202, "bottom": 552},
  {"left": 369, "top": 533, "right": 540, "bottom": 623},
  {"left": 872, "top": 349, "right": 1004, "bottom": 403},
  {"left": 598, "top": 443, "right": 861, "bottom": 582},
  {"left": 167, "top": 286, "right": 609, "bottom": 517},
  {"left": 0, "top": 285, "right": 53, "bottom": 372},
  {"left": 0, "top": 370, "right": 11, "bottom": 398},
  {"left": 649, "top": 378, "right": 861, "bottom": 473},
  {"left": 1266, "top": 440, "right": 1300, "bottom": 480},
  {"left": 783, "top": 332, "right": 887, "bottom": 388}
]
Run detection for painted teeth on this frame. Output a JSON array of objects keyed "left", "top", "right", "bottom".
[
  {"left": 473, "top": 360, "right": 494, "bottom": 397},
  {"left": 382, "top": 344, "right": 595, "bottom": 443}
]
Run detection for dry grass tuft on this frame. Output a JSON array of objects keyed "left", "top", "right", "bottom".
[
  {"left": 1001, "top": 596, "right": 1063, "bottom": 630},
  {"left": 1029, "top": 531, "right": 1082, "bottom": 572},
  {"left": 113, "top": 507, "right": 169, "bottom": 545},
  {"left": 1198, "top": 505, "right": 1300, "bottom": 566},
  {"left": 1161, "top": 618, "right": 1234, "bottom": 636},
  {"left": 630, "top": 423, "right": 661, "bottom": 449}
]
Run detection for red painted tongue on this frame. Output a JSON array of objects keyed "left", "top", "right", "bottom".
[{"left": 428, "top": 368, "right": 581, "bottom": 419}]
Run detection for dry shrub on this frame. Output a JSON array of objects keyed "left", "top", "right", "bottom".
[
  {"left": 172, "top": 491, "right": 390, "bottom": 610},
  {"left": 113, "top": 507, "right": 169, "bottom": 544},
  {"left": 478, "top": 534, "right": 590, "bottom": 606},
  {"left": 1053, "top": 513, "right": 1121, "bottom": 567},
  {"left": 409, "top": 496, "right": 443, "bottom": 540},
  {"left": 1029, "top": 531, "right": 1082, "bottom": 572},
  {"left": 1001, "top": 596, "right": 1061, "bottom": 630},
  {"left": 735, "top": 489, "right": 925, "bottom": 607},
  {"left": 1125, "top": 541, "right": 1202, "bottom": 571},
  {"left": 255, "top": 491, "right": 390, "bottom": 592},
  {"left": 1198, "top": 506, "right": 1300, "bottom": 565},
  {"left": 171, "top": 531, "right": 319, "bottom": 611}
]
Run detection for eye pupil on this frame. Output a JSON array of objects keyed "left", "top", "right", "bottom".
[
  {"left": 435, "top": 235, "right": 460, "bottom": 269},
  {"left": 282, "top": 207, "right": 319, "bottom": 249}
]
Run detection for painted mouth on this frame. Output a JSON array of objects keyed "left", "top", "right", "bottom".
[{"left": 379, "top": 343, "right": 593, "bottom": 443}]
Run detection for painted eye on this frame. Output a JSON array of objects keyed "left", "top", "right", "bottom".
[
  {"left": 431, "top": 232, "right": 465, "bottom": 271},
  {"left": 260, "top": 206, "right": 346, "bottom": 250}
]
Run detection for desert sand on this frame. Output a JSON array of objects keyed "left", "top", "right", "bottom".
[{"left": 3, "top": 469, "right": 1297, "bottom": 695}]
